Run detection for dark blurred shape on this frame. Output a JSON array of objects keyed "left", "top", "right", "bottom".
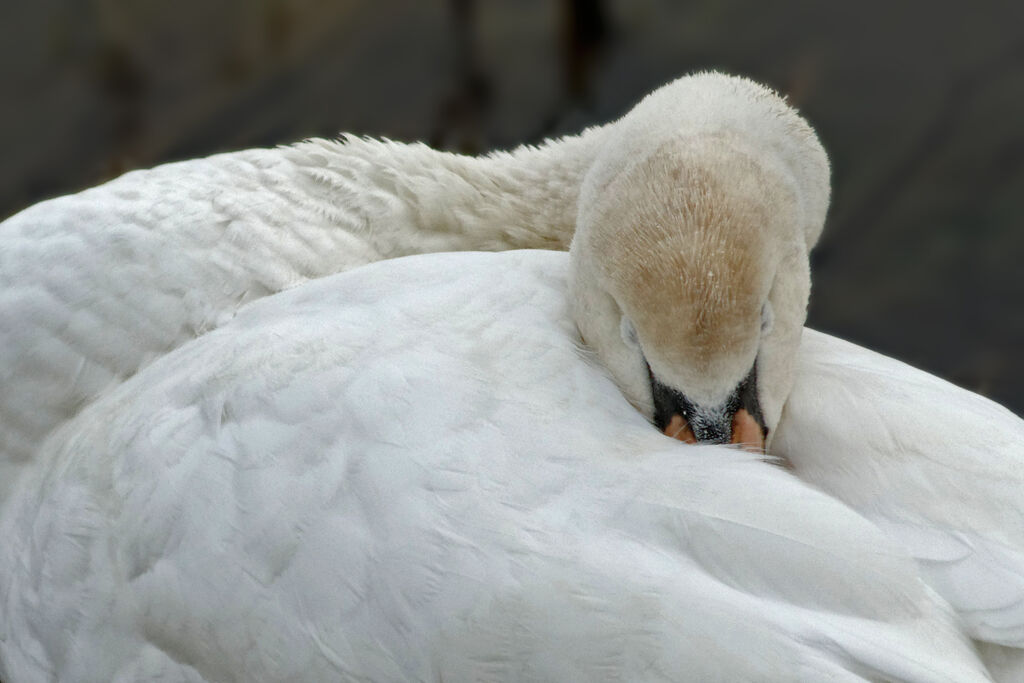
[
  {"left": 531, "top": 0, "right": 612, "bottom": 139},
  {"left": 561, "top": 0, "right": 610, "bottom": 100},
  {"left": 431, "top": 0, "right": 492, "bottom": 153},
  {"left": 1, "top": 0, "right": 1022, "bottom": 415},
  {"left": 92, "top": 39, "right": 145, "bottom": 178}
]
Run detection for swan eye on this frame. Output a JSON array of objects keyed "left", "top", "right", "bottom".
[
  {"left": 760, "top": 302, "right": 774, "bottom": 334},
  {"left": 620, "top": 316, "right": 640, "bottom": 350}
]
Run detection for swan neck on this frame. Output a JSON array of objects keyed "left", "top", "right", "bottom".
[
  {"left": 470, "top": 127, "right": 607, "bottom": 250},
  {"left": 292, "top": 125, "right": 607, "bottom": 256}
]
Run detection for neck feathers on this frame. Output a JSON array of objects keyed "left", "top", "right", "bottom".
[{"left": 286, "top": 126, "right": 606, "bottom": 256}]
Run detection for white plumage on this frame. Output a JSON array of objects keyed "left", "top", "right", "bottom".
[
  {"left": 0, "top": 72, "right": 828, "bottom": 500},
  {"left": 0, "top": 251, "right": 993, "bottom": 682},
  {"left": 777, "top": 328, "right": 1024, "bottom": 669},
  {"left": 0, "top": 133, "right": 593, "bottom": 502},
  {"left": 1, "top": 70, "right": 1022, "bottom": 681}
]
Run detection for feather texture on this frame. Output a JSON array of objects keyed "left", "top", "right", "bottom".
[
  {"left": 0, "top": 133, "right": 599, "bottom": 505},
  {"left": 0, "top": 251, "right": 990, "bottom": 682},
  {"left": 776, "top": 328, "right": 1024, "bottom": 672}
]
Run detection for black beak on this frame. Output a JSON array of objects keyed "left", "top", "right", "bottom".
[{"left": 647, "top": 362, "right": 767, "bottom": 445}]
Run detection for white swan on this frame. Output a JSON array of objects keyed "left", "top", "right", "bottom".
[
  {"left": 0, "top": 251, "right": 991, "bottom": 682},
  {"left": 0, "top": 72, "right": 826, "bottom": 504},
  {"left": 3, "top": 67, "right": 1022, "bottom": 678}
]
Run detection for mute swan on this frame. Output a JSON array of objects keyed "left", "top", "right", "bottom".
[
  {"left": 0, "top": 72, "right": 827, "bottom": 505},
  {"left": 5, "top": 67, "right": 1021, "bottom": 677},
  {"left": 0, "top": 251, "right": 991, "bottom": 682}
]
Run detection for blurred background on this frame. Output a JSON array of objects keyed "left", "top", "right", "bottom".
[{"left": 2, "top": 0, "right": 1022, "bottom": 414}]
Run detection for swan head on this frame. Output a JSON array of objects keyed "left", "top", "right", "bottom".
[{"left": 569, "top": 73, "right": 829, "bottom": 452}]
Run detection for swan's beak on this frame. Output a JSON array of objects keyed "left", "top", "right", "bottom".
[{"left": 648, "top": 364, "right": 767, "bottom": 452}]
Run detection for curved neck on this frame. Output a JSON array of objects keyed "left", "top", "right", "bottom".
[{"left": 286, "top": 125, "right": 607, "bottom": 257}]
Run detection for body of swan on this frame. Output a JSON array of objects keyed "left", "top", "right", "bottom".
[
  {"left": 4, "top": 67, "right": 1022, "bottom": 678},
  {"left": 0, "top": 251, "right": 990, "bottom": 682},
  {"left": 775, "top": 328, "right": 1024, "bottom": 673},
  {"left": 0, "top": 129, "right": 593, "bottom": 503},
  {"left": 0, "top": 72, "right": 827, "bottom": 505}
]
